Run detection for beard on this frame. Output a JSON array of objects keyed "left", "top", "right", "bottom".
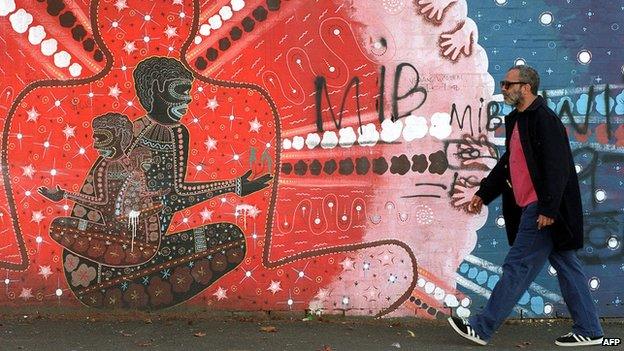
[{"left": 503, "top": 91, "right": 522, "bottom": 106}]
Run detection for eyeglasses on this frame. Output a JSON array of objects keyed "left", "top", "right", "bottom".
[{"left": 500, "top": 80, "right": 528, "bottom": 89}]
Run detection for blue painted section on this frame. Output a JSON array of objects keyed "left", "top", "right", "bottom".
[{"left": 461, "top": 0, "right": 624, "bottom": 318}]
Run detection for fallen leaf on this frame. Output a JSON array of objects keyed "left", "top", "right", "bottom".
[
  {"left": 319, "top": 345, "right": 333, "bottom": 351},
  {"left": 194, "top": 332, "right": 206, "bottom": 337},
  {"left": 391, "top": 342, "right": 401, "bottom": 348},
  {"left": 259, "top": 326, "right": 278, "bottom": 333},
  {"left": 407, "top": 330, "right": 416, "bottom": 337},
  {"left": 515, "top": 340, "right": 532, "bottom": 348},
  {"left": 144, "top": 318, "right": 153, "bottom": 324}
]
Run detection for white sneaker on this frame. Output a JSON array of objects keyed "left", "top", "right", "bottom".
[
  {"left": 555, "top": 332, "right": 603, "bottom": 347},
  {"left": 447, "top": 316, "right": 487, "bottom": 346}
]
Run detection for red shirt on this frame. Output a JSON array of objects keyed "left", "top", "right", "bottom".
[{"left": 509, "top": 123, "right": 539, "bottom": 207}]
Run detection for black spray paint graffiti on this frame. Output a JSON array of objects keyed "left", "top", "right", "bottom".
[
  {"left": 485, "top": 85, "right": 617, "bottom": 139},
  {"left": 314, "top": 63, "right": 428, "bottom": 133},
  {"left": 547, "top": 85, "right": 614, "bottom": 139},
  {"left": 572, "top": 146, "right": 624, "bottom": 264},
  {"left": 311, "top": 63, "right": 622, "bottom": 266},
  {"left": 312, "top": 62, "right": 503, "bottom": 138}
]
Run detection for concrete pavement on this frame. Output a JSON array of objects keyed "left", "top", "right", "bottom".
[{"left": 1, "top": 309, "right": 622, "bottom": 351}]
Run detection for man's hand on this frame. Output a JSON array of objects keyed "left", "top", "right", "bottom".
[
  {"left": 239, "top": 170, "right": 272, "bottom": 196},
  {"left": 38, "top": 185, "right": 65, "bottom": 202},
  {"left": 467, "top": 195, "right": 483, "bottom": 214},
  {"left": 537, "top": 215, "right": 554, "bottom": 230}
]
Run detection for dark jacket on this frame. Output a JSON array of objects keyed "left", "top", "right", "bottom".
[{"left": 475, "top": 96, "right": 583, "bottom": 250}]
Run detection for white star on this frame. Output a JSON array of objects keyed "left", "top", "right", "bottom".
[
  {"left": 164, "top": 25, "right": 178, "bottom": 39},
  {"left": 19, "top": 287, "right": 33, "bottom": 300},
  {"left": 122, "top": 41, "right": 137, "bottom": 54},
  {"left": 108, "top": 84, "right": 121, "bottom": 99},
  {"left": 200, "top": 208, "right": 213, "bottom": 222},
  {"left": 247, "top": 205, "right": 261, "bottom": 218},
  {"left": 204, "top": 136, "right": 218, "bottom": 151},
  {"left": 339, "top": 257, "right": 355, "bottom": 271},
  {"left": 31, "top": 211, "right": 45, "bottom": 224},
  {"left": 26, "top": 107, "right": 40, "bottom": 122},
  {"left": 249, "top": 117, "right": 262, "bottom": 133},
  {"left": 62, "top": 124, "right": 76, "bottom": 140},
  {"left": 38, "top": 265, "right": 53, "bottom": 279},
  {"left": 213, "top": 286, "right": 228, "bottom": 301},
  {"left": 114, "top": 0, "right": 128, "bottom": 11},
  {"left": 206, "top": 97, "right": 219, "bottom": 111},
  {"left": 315, "top": 288, "right": 330, "bottom": 300},
  {"left": 267, "top": 280, "right": 282, "bottom": 294},
  {"left": 21, "top": 164, "right": 36, "bottom": 179}
]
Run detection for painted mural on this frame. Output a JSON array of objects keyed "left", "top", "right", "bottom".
[{"left": 0, "top": 0, "right": 622, "bottom": 319}]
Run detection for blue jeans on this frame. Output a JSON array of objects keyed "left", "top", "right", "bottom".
[{"left": 468, "top": 203, "right": 603, "bottom": 340}]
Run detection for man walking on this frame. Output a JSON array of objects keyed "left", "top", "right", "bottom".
[{"left": 448, "top": 65, "right": 604, "bottom": 346}]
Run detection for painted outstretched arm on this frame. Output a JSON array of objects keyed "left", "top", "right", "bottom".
[
  {"left": 171, "top": 126, "right": 272, "bottom": 207},
  {"left": 62, "top": 189, "right": 109, "bottom": 205},
  {"left": 38, "top": 163, "right": 110, "bottom": 205}
]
